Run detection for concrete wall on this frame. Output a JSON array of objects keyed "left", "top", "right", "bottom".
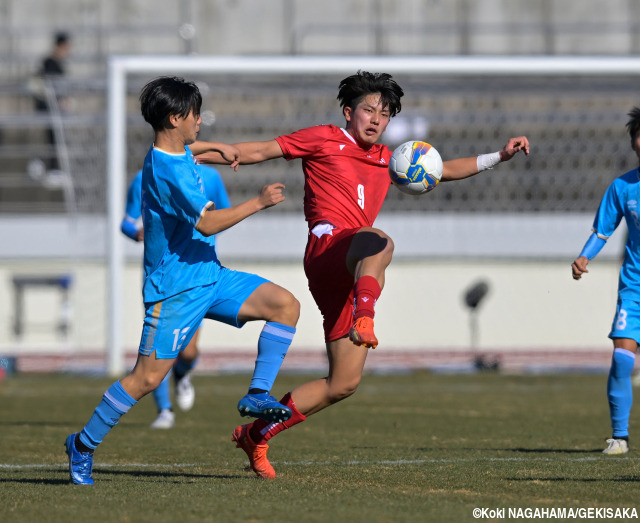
[
  {"left": 2, "top": 0, "right": 639, "bottom": 73},
  {"left": 0, "top": 256, "right": 621, "bottom": 356},
  {"left": 0, "top": 211, "right": 625, "bottom": 357}
]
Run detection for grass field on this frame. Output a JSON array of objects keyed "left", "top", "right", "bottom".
[{"left": 1, "top": 371, "right": 639, "bottom": 523}]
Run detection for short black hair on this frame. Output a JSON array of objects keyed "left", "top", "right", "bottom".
[
  {"left": 626, "top": 106, "right": 640, "bottom": 141},
  {"left": 337, "top": 71, "right": 404, "bottom": 118},
  {"left": 139, "top": 76, "right": 202, "bottom": 132},
  {"left": 55, "top": 32, "right": 69, "bottom": 46}
]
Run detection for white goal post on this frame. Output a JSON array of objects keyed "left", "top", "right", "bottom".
[{"left": 106, "top": 54, "right": 640, "bottom": 376}]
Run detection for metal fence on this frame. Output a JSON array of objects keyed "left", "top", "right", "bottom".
[{"left": 1, "top": 71, "right": 637, "bottom": 215}]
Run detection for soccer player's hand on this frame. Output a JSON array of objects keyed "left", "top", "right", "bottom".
[
  {"left": 499, "top": 136, "right": 530, "bottom": 161},
  {"left": 571, "top": 256, "right": 589, "bottom": 280},
  {"left": 258, "top": 183, "right": 286, "bottom": 209},
  {"left": 135, "top": 228, "right": 144, "bottom": 242},
  {"left": 216, "top": 143, "right": 241, "bottom": 170}
]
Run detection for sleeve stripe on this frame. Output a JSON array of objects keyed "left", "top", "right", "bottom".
[{"left": 195, "top": 201, "right": 215, "bottom": 228}]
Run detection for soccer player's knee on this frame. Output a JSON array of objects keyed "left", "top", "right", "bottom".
[
  {"left": 329, "top": 377, "right": 361, "bottom": 403},
  {"left": 280, "top": 291, "right": 301, "bottom": 324},
  {"left": 384, "top": 235, "right": 395, "bottom": 257},
  {"left": 374, "top": 230, "right": 394, "bottom": 260},
  {"left": 142, "top": 373, "right": 166, "bottom": 394}
]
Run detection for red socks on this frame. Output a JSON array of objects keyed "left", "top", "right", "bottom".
[
  {"left": 353, "top": 275, "right": 381, "bottom": 320},
  {"left": 249, "top": 392, "right": 307, "bottom": 445}
]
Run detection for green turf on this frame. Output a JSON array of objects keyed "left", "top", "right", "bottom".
[{"left": 0, "top": 372, "right": 638, "bottom": 522}]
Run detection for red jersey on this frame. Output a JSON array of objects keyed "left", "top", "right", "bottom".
[{"left": 276, "top": 125, "right": 392, "bottom": 230}]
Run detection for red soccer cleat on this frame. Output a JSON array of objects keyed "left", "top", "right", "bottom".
[
  {"left": 231, "top": 424, "right": 276, "bottom": 479},
  {"left": 348, "top": 317, "right": 378, "bottom": 349}
]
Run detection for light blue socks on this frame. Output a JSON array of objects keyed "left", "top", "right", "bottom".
[
  {"left": 607, "top": 348, "right": 636, "bottom": 438},
  {"left": 79, "top": 380, "right": 137, "bottom": 450},
  {"left": 250, "top": 322, "right": 296, "bottom": 392}
]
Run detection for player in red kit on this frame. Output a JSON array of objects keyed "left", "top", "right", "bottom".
[{"left": 198, "top": 71, "right": 530, "bottom": 478}]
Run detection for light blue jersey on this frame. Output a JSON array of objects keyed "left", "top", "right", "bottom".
[
  {"left": 592, "top": 168, "right": 640, "bottom": 302},
  {"left": 141, "top": 145, "right": 224, "bottom": 302},
  {"left": 124, "top": 171, "right": 143, "bottom": 222},
  {"left": 123, "top": 164, "right": 230, "bottom": 239}
]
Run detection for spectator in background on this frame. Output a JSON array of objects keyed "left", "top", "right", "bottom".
[
  {"left": 33, "top": 31, "right": 71, "bottom": 170},
  {"left": 121, "top": 165, "right": 231, "bottom": 429}
]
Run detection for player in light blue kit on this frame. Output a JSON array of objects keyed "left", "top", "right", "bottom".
[
  {"left": 65, "top": 76, "right": 300, "bottom": 484},
  {"left": 121, "top": 167, "right": 231, "bottom": 429},
  {"left": 572, "top": 107, "right": 640, "bottom": 456}
]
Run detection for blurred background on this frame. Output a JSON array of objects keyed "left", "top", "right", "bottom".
[{"left": 1, "top": 0, "right": 637, "bottom": 376}]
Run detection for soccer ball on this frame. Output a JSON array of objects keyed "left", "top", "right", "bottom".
[{"left": 388, "top": 141, "right": 443, "bottom": 195}]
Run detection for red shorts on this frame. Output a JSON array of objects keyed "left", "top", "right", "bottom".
[{"left": 304, "top": 226, "right": 359, "bottom": 342}]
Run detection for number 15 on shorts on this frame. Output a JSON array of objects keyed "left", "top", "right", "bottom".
[{"left": 173, "top": 327, "right": 190, "bottom": 352}]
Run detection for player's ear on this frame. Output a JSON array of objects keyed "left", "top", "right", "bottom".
[
  {"left": 168, "top": 113, "right": 180, "bottom": 128},
  {"left": 343, "top": 106, "right": 352, "bottom": 123}
]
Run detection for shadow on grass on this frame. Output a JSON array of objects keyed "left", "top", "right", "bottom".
[
  {"left": 0, "top": 421, "right": 149, "bottom": 428},
  {"left": 0, "top": 478, "right": 71, "bottom": 485},
  {"left": 506, "top": 476, "right": 640, "bottom": 482},
  {"left": 501, "top": 447, "right": 604, "bottom": 454},
  {"left": 1, "top": 468, "right": 247, "bottom": 485},
  {"left": 415, "top": 447, "right": 604, "bottom": 454},
  {"left": 97, "top": 468, "right": 245, "bottom": 480}
]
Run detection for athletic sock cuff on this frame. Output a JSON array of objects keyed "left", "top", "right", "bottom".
[
  {"left": 261, "top": 322, "right": 296, "bottom": 342},
  {"left": 104, "top": 380, "right": 137, "bottom": 414},
  {"left": 613, "top": 348, "right": 636, "bottom": 361}
]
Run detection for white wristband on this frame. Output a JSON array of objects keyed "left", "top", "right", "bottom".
[{"left": 477, "top": 151, "right": 501, "bottom": 172}]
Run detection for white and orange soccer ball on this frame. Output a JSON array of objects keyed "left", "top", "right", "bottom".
[{"left": 388, "top": 141, "right": 443, "bottom": 195}]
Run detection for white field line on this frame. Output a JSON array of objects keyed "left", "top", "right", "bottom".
[{"left": 2, "top": 456, "right": 637, "bottom": 470}]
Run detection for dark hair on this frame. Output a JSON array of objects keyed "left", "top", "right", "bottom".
[
  {"left": 337, "top": 71, "right": 404, "bottom": 118},
  {"left": 139, "top": 76, "right": 202, "bottom": 132},
  {"left": 55, "top": 32, "right": 69, "bottom": 46},
  {"left": 626, "top": 106, "right": 640, "bottom": 141}
]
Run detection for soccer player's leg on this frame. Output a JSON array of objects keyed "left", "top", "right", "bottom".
[
  {"left": 173, "top": 327, "right": 200, "bottom": 412},
  {"left": 237, "top": 335, "right": 369, "bottom": 478},
  {"left": 236, "top": 281, "right": 299, "bottom": 423},
  {"left": 205, "top": 270, "right": 299, "bottom": 423},
  {"left": 150, "top": 372, "right": 175, "bottom": 429},
  {"left": 345, "top": 227, "right": 394, "bottom": 349},
  {"left": 605, "top": 342, "right": 636, "bottom": 454},
  {"left": 605, "top": 301, "right": 640, "bottom": 454},
  {"left": 66, "top": 355, "right": 174, "bottom": 484},
  {"left": 66, "top": 292, "right": 205, "bottom": 484}
]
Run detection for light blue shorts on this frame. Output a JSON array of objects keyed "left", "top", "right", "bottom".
[
  {"left": 609, "top": 298, "right": 640, "bottom": 344},
  {"left": 139, "top": 267, "right": 268, "bottom": 359}
]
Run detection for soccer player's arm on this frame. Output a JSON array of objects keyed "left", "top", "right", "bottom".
[
  {"left": 189, "top": 141, "right": 241, "bottom": 167},
  {"left": 441, "top": 136, "right": 530, "bottom": 182},
  {"left": 121, "top": 218, "right": 142, "bottom": 241},
  {"left": 195, "top": 182, "right": 285, "bottom": 237},
  {"left": 195, "top": 140, "right": 284, "bottom": 167},
  {"left": 121, "top": 171, "right": 143, "bottom": 242},
  {"left": 571, "top": 232, "right": 608, "bottom": 280},
  {"left": 572, "top": 180, "right": 623, "bottom": 280}
]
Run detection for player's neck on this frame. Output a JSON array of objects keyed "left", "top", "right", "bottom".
[{"left": 153, "top": 132, "right": 187, "bottom": 154}]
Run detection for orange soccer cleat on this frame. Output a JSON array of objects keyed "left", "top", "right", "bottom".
[
  {"left": 348, "top": 317, "right": 378, "bottom": 349},
  {"left": 231, "top": 424, "right": 276, "bottom": 479}
]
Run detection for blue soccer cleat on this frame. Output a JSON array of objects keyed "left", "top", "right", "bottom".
[
  {"left": 237, "top": 392, "right": 292, "bottom": 424},
  {"left": 65, "top": 433, "right": 94, "bottom": 485}
]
